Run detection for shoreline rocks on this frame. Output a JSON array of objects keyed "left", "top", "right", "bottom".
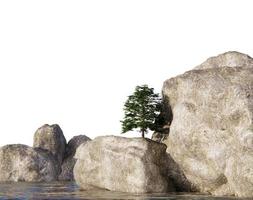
[
  {"left": 0, "top": 124, "right": 90, "bottom": 183},
  {"left": 74, "top": 136, "right": 174, "bottom": 193},
  {"left": 1, "top": 51, "right": 253, "bottom": 197}
]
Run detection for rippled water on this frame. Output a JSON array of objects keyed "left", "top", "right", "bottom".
[{"left": 0, "top": 182, "right": 249, "bottom": 200}]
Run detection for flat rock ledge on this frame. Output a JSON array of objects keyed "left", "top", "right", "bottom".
[{"left": 74, "top": 135, "right": 175, "bottom": 193}]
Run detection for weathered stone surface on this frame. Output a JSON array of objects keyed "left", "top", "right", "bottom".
[
  {"left": 195, "top": 51, "right": 253, "bottom": 70},
  {"left": 74, "top": 136, "right": 174, "bottom": 193},
  {"left": 59, "top": 135, "right": 91, "bottom": 181},
  {"left": 33, "top": 124, "right": 66, "bottom": 165},
  {"left": 65, "top": 135, "right": 91, "bottom": 158},
  {"left": 0, "top": 144, "right": 58, "bottom": 182},
  {"left": 162, "top": 51, "right": 253, "bottom": 197}
]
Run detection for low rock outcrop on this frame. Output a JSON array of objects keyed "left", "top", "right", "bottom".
[
  {"left": 0, "top": 144, "right": 58, "bottom": 182},
  {"left": 162, "top": 51, "right": 253, "bottom": 197},
  {"left": 59, "top": 135, "right": 91, "bottom": 181},
  {"left": 74, "top": 136, "right": 174, "bottom": 193},
  {"left": 33, "top": 124, "right": 66, "bottom": 165}
]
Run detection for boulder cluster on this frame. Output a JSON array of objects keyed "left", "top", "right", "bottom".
[
  {"left": 0, "top": 124, "right": 90, "bottom": 182},
  {"left": 0, "top": 51, "right": 252, "bottom": 198}
]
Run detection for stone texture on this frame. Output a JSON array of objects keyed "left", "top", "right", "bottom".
[
  {"left": 65, "top": 135, "right": 91, "bottom": 158},
  {"left": 151, "top": 132, "right": 165, "bottom": 142},
  {"left": 151, "top": 132, "right": 168, "bottom": 143},
  {"left": 33, "top": 124, "right": 66, "bottom": 165},
  {"left": 0, "top": 144, "right": 58, "bottom": 182},
  {"left": 74, "top": 136, "right": 174, "bottom": 193},
  {"left": 151, "top": 124, "right": 170, "bottom": 143},
  {"left": 59, "top": 135, "right": 91, "bottom": 181},
  {"left": 195, "top": 51, "right": 253, "bottom": 70},
  {"left": 162, "top": 51, "right": 253, "bottom": 197}
]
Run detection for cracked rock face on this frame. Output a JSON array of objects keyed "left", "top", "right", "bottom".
[
  {"left": 74, "top": 136, "right": 174, "bottom": 193},
  {"left": 162, "top": 52, "right": 253, "bottom": 197},
  {"left": 0, "top": 144, "right": 58, "bottom": 182}
]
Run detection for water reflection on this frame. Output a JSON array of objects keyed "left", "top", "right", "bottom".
[{"left": 0, "top": 182, "right": 249, "bottom": 200}]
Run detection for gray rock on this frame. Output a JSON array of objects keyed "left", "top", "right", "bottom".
[
  {"left": 59, "top": 135, "right": 91, "bottom": 181},
  {"left": 33, "top": 124, "right": 66, "bottom": 165},
  {"left": 0, "top": 144, "right": 58, "bottom": 182},
  {"left": 65, "top": 135, "right": 91, "bottom": 158},
  {"left": 74, "top": 136, "right": 174, "bottom": 193},
  {"left": 162, "top": 51, "right": 253, "bottom": 197}
]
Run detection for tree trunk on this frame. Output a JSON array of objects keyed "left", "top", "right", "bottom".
[{"left": 142, "top": 130, "right": 145, "bottom": 138}]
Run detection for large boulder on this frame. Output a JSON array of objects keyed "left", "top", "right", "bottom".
[
  {"left": 74, "top": 136, "right": 174, "bottom": 193},
  {"left": 162, "top": 51, "right": 253, "bottom": 197},
  {"left": 0, "top": 144, "right": 58, "bottom": 182},
  {"left": 33, "top": 124, "right": 66, "bottom": 165},
  {"left": 59, "top": 135, "right": 91, "bottom": 181}
]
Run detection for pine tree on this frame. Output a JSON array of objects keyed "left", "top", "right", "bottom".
[{"left": 121, "top": 85, "right": 161, "bottom": 138}]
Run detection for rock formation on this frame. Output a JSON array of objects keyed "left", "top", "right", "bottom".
[
  {"left": 0, "top": 144, "right": 58, "bottom": 182},
  {"left": 162, "top": 51, "right": 253, "bottom": 197},
  {"left": 59, "top": 135, "right": 91, "bottom": 181},
  {"left": 0, "top": 123, "right": 92, "bottom": 183},
  {"left": 74, "top": 136, "right": 174, "bottom": 193},
  {"left": 33, "top": 124, "right": 66, "bottom": 165}
]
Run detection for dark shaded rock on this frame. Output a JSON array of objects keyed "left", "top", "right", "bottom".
[
  {"left": 59, "top": 135, "right": 91, "bottom": 181},
  {"left": 166, "top": 154, "right": 197, "bottom": 192},
  {"left": 65, "top": 135, "right": 91, "bottom": 158}
]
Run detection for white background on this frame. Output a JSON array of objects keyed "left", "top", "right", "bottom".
[{"left": 0, "top": 0, "right": 252, "bottom": 146}]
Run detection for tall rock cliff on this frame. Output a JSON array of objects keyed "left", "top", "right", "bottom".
[{"left": 162, "top": 51, "right": 253, "bottom": 197}]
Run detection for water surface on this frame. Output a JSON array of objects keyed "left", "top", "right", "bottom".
[{"left": 0, "top": 182, "right": 249, "bottom": 200}]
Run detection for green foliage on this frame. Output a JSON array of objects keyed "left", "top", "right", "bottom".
[{"left": 121, "top": 85, "right": 161, "bottom": 138}]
